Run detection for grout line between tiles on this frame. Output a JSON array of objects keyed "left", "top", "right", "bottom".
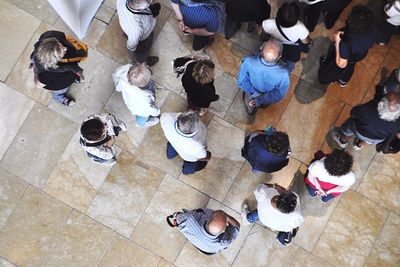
[{"left": 97, "top": 233, "right": 117, "bottom": 267}]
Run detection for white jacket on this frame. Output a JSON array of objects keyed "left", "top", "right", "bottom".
[{"left": 112, "top": 64, "right": 160, "bottom": 117}]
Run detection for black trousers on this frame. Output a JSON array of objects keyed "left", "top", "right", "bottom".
[
  {"left": 304, "top": 0, "right": 350, "bottom": 32},
  {"left": 134, "top": 32, "right": 154, "bottom": 63}
]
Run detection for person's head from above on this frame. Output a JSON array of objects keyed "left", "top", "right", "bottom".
[
  {"left": 275, "top": 192, "right": 297, "bottom": 214},
  {"left": 206, "top": 210, "right": 228, "bottom": 236},
  {"left": 128, "top": 63, "right": 152, "bottom": 88},
  {"left": 378, "top": 91, "right": 400, "bottom": 122},
  {"left": 324, "top": 149, "right": 353, "bottom": 176},
  {"left": 265, "top": 131, "right": 290, "bottom": 156},
  {"left": 276, "top": 2, "right": 300, "bottom": 28},
  {"left": 261, "top": 39, "right": 283, "bottom": 64},
  {"left": 80, "top": 118, "right": 106, "bottom": 141},
  {"left": 346, "top": 5, "right": 374, "bottom": 35},
  {"left": 36, "top": 37, "right": 67, "bottom": 70},
  {"left": 192, "top": 59, "right": 215, "bottom": 85},
  {"left": 176, "top": 111, "right": 200, "bottom": 135},
  {"left": 127, "top": 0, "right": 151, "bottom": 10},
  {"left": 385, "top": 68, "right": 400, "bottom": 94}
]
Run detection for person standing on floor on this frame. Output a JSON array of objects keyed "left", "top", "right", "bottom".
[
  {"left": 170, "top": 0, "right": 224, "bottom": 51},
  {"left": 166, "top": 208, "right": 240, "bottom": 255},
  {"left": 305, "top": 149, "right": 355, "bottom": 202},
  {"left": 116, "top": 0, "right": 160, "bottom": 66},
  {"left": 161, "top": 111, "right": 211, "bottom": 175},
  {"left": 113, "top": 63, "right": 160, "bottom": 127},
  {"left": 377, "top": 0, "right": 400, "bottom": 44},
  {"left": 300, "top": 0, "right": 352, "bottom": 32},
  {"left": 79, "top": 113, "right": 127, "bottom": 165},
  {"left": 237, "top": 39, "right": 290, "bottom": 114},
  {"left": 30, "top": 30, "right": 88, "bottom": 107},
  {"left": 224, "top": 0, "right": 271, "bottom": 39},
  {"left": 241, "top": 126, "right": 291, "bottom": 174}
]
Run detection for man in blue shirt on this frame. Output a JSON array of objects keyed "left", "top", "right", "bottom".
[
  {"left": 170, "top": 0, "right": 220, "bottom": 51},
  {"left": 237, "top": 39, "right": 290, "bottom": 114}
]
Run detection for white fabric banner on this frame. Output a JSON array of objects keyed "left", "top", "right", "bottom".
[{"left": 47, "top": 0, "right": 103, "bottom": 39}]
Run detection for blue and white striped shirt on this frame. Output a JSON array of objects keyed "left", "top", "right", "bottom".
[{"left": 176, "top": 208, "right": 240, "bottom": 254}]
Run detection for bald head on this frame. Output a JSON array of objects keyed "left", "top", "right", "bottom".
[
  {"left": 261, "top": 39, "right": 283, "bottom": 63},
  {"left": 207, "top": 210, "right": 227, "bottom": 235}
]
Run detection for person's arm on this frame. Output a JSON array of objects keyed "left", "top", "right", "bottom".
[
  {"left": 170, "top": 1, "right": 186, "bottom": 32},
  {"left": 226, "top": 214, "right": 240, "bottom": 228},
  {"left": 237, "top": 59, "right": 257, "bottom": 93},
  {"left": 307, "top": 172, "right": 327, "bottom": 196},
  {"left": 334, "top": 32, "right": 348, "bottom": 69},
  {"left": 326, "top": 185, "right": 350, "bottom": 195},
  {"left": 254, "top": 86, "right": 288, "bottom": 106},
  {"left": 184, "top": 27, "right": 214, "bottom": 36}
]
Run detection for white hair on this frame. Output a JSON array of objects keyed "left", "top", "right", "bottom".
[
  {"left": 36, "top": 37, "right": 65, "bottom": 70},
  {"left": 128, "top": 63, "right": 152, "bottom": 88},
  {"left": 377, "top": 97, "right": 400, "bottom": 122},
  {"left": 177, "top": 111, "right": 200, "bottom": 135}
]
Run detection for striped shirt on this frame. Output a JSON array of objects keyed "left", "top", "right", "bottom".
[
  {"left": 176, "top": 208, "right": 240, "bottom": 254},
  {"left": 170, "top": 0, "right": 219, "bottom": 32},
  {"left": 116, "top": 0, "right": 156, "bottom": 51}
]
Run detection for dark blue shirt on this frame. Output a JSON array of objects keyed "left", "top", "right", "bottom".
[
  {"left": 242, "top": 133, "right": 289, "bottom": 173},
  {"left": 339, "top": 28, "right": 382, "bottom": 60},
  {"left": 171, "top": 0, "right": 219, "bottom": 32}
]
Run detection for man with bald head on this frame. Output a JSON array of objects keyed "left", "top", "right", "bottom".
[
  {"left": 167, "top": 208, "right": 240, "bottom": 255},
  {"left": 237, "top": 39, "right": 290, "bottom": 114}
]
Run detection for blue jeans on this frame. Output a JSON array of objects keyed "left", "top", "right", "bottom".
[
  {"left": 247, "top": 209, "right": 259, "bottom": 223},
  {"left": 136, "top": 115, "right": 151, "bottom": 127},
  {"left": 166, "top": 142, "right": 208, "bottom": 175},
  {"left": 305, "top": 183, "right": 336, "bottom": 202},
  {"left": 51, "top": 87, "right": 70, "bottom": 103},
  {"left": 340, "top": 118, "right": 385, "bottom": 145}
]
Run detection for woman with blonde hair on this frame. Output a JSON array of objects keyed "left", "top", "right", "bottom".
[
  {"left": 30, "top": 30, "right": 87, "bottom": 107},
  {"left": 112, "top": 63, "right": 160, "bottom": 127}
]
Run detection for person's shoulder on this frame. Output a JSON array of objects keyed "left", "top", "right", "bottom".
[
  {"left": 308, "top": 158, "right": 325, "bottom": 172},
  {"left": 161, "top": 112, "right": 179, "bottom": 125},
  {"left": 262, "top": 19, "right": 275, "bottom": 29}
]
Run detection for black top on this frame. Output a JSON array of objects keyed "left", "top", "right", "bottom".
[
  {"left": 31, "top": 31, "right": 83, "bottom": 90},
  {"left": 225, "top": 0, "right": 270, "bottom": 24},
  {"left": 352, "top": 86, "right": 400, "bottom": 140},
  {"left": 182, "top": 62, "right": 219, "bottom": 108}
]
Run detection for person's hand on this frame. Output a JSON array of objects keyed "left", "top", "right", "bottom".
[
  {"left": 334, "top": 31, "right": 343, "bottom": 46},
  {"left": 316, "top": 188, "right": 327, "bottom": 196},
  {"left": 178, "top": 20, "right": 186, "bottom": 32},
  {"left": 183, "top": 26, "right": 193, "bottom": 34},
  {"left": 249, "top": 99, "right": 257, "bottom": 108},
  {"left": 105, "top": 136, "right": 115, "bottom": 148}
]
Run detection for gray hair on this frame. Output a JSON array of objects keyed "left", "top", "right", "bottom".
[
  {"left": 261, "top": 39, "right": 283, "bottom": 63},
  {"left": 36, "top": 37, "right": 65, "bottom": 70},
  {"left": 177, "top": 111, "right": 200, "bottom": 135},
  {"left": 377, "top": 95, "right": 400, "bottom": 122},
  {"left": 128, "top": 63, "right": 152, "bottom": 87},
  {"left": 127, "top": 0, "right": 152, "bottom": 9}
]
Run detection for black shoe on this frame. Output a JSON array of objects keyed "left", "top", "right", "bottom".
[{"left": 146, "top": 56, "right": 159, "bottom": 67}]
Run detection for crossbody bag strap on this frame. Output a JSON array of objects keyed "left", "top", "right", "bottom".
[
  {"left": 275, "top": 20, "right": 292, "bottom": 42},
  {"left": 126, "top": 2, "right": 152, "bottom": 15},
  {"left": 79, "top": 136, "right": 111, "bottom": 147}
]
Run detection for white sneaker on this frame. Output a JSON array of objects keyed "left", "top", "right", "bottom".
[{"left": 241, "top": 202, "right": 252, "bottom": 225}]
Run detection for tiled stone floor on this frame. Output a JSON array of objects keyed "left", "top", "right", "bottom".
[{"left": 0, "top": 0, "right": 399, "bottom": 266}]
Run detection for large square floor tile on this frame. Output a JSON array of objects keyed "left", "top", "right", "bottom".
[
  {"left": 291, "top": 248, "right": 333, "bottom": 267},
  {"left": 19, "top": 0, "right": 58, "bottom": 25}
]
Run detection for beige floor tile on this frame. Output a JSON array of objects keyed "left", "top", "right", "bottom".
[
  {"left": 95, "top": 4, "right": 115, "bottom": 24},
  {"left": 41, "top": 210, "right": 114, "bottom": 267},
  {"left": 0, "top": 0, "right": 40, "bottom": 81},
  {"left": 131, "top": 175, "right": 209, "bottom": 262},
  {"left": 290, "top": 248, "right": 333, "bottom": 267},
  {"left": 277, "top": 94, "right": 343, "bottom": 164},
  {"left": 228, "top": 24, "right": 261, "bottom": 54},
  {"left": 100, "top": 235, "right": 160, "bottom": 267},
  {"left": 87, "top": 151, "right": 164, "bottom": 237},
  {"left": 153, "top": 3, "right": 172, "bottom": 41},
  {"left": 0, "top": 83, "right": 34, "bottom": 160},
  {"left": 0, "top": 168, "right": 26, "bottom": 231},
  {"left": 48, "top": 48, "right": 120, "bottom": 123},
  {"left": 6, "top": 0, "right": 23, "bottom": 6},
  {"left": 0, "top": 187, "right": 71, "bottom": 267},
  {"left": 103, "top": 0, "right": 116, "bottom": 10},
  {"left": 43, "top": 130, "right": 117, "bottom": 212},
  {"left": 232, "top": 224, "right": 299, "bottom": 267},
  {"left": 358, "top": 153, "right": 400, "bottom": 214},
  {"left": 135, "top": 92, "right": 187, "bottom": 177},
  {"left": 54, "top": 17, "right": 107, "bottom": 49},
  {"left": 223, "top": 158, "right": 301, "bottom": 214},
  {"left": 364, "top": 213, "right": 400, "bottom": 267},
  {"left": 180, "top": 116, "right": 245, "bottom": 201},
  {"left": 5, "top": 22, "right": 53, "bottom": 106},
  {"left": 313, "top": 190, "right": 389, "bottom": 267},
  {"left": 19, "top": 0, "right": 58, "bottom": 25},
  {"left": 158, "top": 259, "right": 176, "bottom": 267},
  {"left": 0, "top": 103, "right": 77, "bottom": 187},
  {"left": 175, "top": 199, "right": 252, "bottom": 267},
  {"left": 104, "top": 86, "right": 170, "bottom": 155}
]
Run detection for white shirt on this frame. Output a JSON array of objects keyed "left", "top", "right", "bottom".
[
  {"left": 116, "top": 0, "right": 156, "bottom": 51},
  {"left": 308, "top": 159, "right": 355, "bottom": 187},
  {"left": 254, "top": 185, "right": 303, "bottom": 232},
  {"left": 385, "top": 1, "right": 400, "bottom": 26},
  {"left": 262, "top": 19, "right": 309, "bottom": 45},
  {"left": 112, "top": 64, "right": 160, "bottom": 117},
  {"left": 160, "top": 113, "right": 207, "bottom": 162}
]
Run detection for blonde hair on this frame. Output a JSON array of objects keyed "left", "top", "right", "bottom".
[
  {"left": 36, "top": 38, "right": 65, "bottom": 70},
  {"left": 192, "top": 60, "right": 215, "bottom": 85},
  {"left": 128, "top": 63, "right": 152, "bottom": 88}
]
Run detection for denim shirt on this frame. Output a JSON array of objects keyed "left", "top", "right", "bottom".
[{"left": 237, "top": 55, "right": 290, "bottom": 106}]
